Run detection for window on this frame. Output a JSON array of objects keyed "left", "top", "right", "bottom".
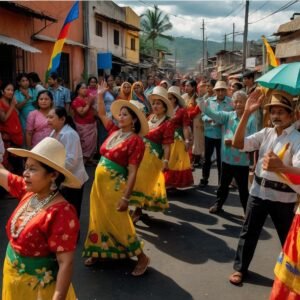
[
  {"left": 114, "top": 30, "right": 119, "bottom": 46},
  {"left": 130, "top": 38, "right": 135, "bottom": 51},
  {"left": 57, "top": 52, "right": 70, "bottom": 86},
  {"left": 96, "top": 20, "right": 103, "bottom": 37}
]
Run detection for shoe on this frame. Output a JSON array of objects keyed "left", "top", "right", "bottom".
[
  {"left": 229, "top": 271, "right": 244, "bottom": 285},
  {"left": 84, "top": 257, "right": 99, "bottom": 267},
  {"left": 209, "top": 205, "right": 223, "bottom": 214},
  {"left": 132, "top": 256, "right": 150, "bottom": 276},
  {"left": 198, "top": 180, "right": 208, "bottom": 188}
]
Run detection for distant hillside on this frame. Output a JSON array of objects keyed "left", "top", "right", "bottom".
[{"left": 158, "top": 36, "right": 243, "bottom": 70}]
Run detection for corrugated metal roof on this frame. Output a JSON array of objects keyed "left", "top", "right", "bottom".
[
  {"left": 0, "top": 34, "right": 41, "bottom": 53},
  {"left": 276, "top": 17, "right": 300, "bottom": 35},
  {"left": 33, "top": 34, "right": 88, "bottom": 48},
  {"left": 275, "top": 37, "right": 300, "bottom": 58}
]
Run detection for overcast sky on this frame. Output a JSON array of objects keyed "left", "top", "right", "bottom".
[{"left": 115, "top": 0, "right": 300, "bottom": 42}]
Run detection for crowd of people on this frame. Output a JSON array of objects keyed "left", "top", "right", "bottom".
[{"left": 0, "top": 69, "right": 299, "bottom": 299}]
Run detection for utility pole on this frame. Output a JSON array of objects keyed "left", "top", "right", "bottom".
[
  {"left": 232, "top": 23, "right": 235, "bottom": 51},
  {"left": 201, "top": 19, "right": 205, "bottom": 73},
  {"left": 242, "top": 0, "right": 249, "bottom": 72},
  {"left": 224, "top": 34, "right": 227, "bottom": 50}
]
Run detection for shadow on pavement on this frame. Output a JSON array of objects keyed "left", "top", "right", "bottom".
[
  {"left": 246, "top": 270, "right": 274, "bottom": 287},
  {"left": 73, "top": 257, "right": 192, "bottom": 300},
  {"left": 137, "top": 217, "right": 235, "bottom": 264},
  {"left": 166, "top": 202, "right": 218, "bottom": 226}
]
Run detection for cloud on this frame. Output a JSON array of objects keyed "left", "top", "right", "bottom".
[{"left": 115, "top": 1, "right": 300, "bottom": 41}]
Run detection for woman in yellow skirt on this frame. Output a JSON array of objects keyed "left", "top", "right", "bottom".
[
  {"left": 83, "top": 82, "right": 150, "bottom": 276},
  {"left": 164, "top": 86, "right": 194, "bottom": 188},
  {"left": 0, "top": 137, "right": 81, "bottom": 300},
  {"left": 130, "top": 86, "right": 175, "bottom": 222}
]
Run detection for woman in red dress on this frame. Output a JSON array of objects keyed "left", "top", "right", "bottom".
[
  {"left": 71, "top": 82, "right": 97, "bottom": 164},
  {"left": 0, "top": 137, "right": 81, "bottom": 299},
  {"left": 0, "top": 82, "right": 23, "bottom": 173},
  {"left": 130, "top": 86, "right": 175, "bottom": 222},
  {"left": 164, "top": 86, "right": 193, "bottom": 189},
  {"left": 83, "top": 82, "right": 150, "bottom": 276}
]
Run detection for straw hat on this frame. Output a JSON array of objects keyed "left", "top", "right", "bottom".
[
  {"left": 148, "top": 86, "right": 174, "bottom": 117},
  {"left": 213, "top": 81, "right": 228, "bottom": 90},
  {"left": 167, "top": 86, "right": 186, "bottom": 108},
  {"left": 110, "top": 100, "right": 149, "bottom": 136},
  {"left": 264, "top": 90, "right": 294, "bottom": 112},
  {"left": 8, "top": 137, "right": 81, "bottom": 188}
]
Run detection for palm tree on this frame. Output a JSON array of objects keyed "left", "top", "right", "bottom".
[{"left": 141, "top": 5, "right": 173, "bottom": 58}]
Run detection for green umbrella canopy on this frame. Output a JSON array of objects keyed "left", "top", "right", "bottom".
[{"left": 256, "top": 62, "right": 300, "bottom": 96}]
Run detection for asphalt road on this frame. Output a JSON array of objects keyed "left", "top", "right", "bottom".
[{"left": 0, "top": 165, "right": 281, "bottom": 300}]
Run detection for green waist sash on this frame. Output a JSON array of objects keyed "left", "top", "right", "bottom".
[
  {"left": 174, "top": 127, "right": 184, "bottom": 140},
  {"left": 144, "top": 138, "right": 163, "bottom": 159},
  {"left": 6, "top": 243, "right": 58, "bottom": 287},
  {"left": 99, "top": 156, "right": 128, "bottom": 177}
]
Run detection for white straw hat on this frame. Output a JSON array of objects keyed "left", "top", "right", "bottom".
[
  {"left": 148, "top": 86, "right": 174, "bottom": 117},
  {"left": 8, "top": 137, "right": 81, "bottom": 188},
  {"left": 110, "top": 100, "right": 149, "bottom": 136},
  {"left": 213, "top": 81, "right": 228, "bottom": 90},
  {"left": 167, "top": 86, "right": 186, "bottom": 108}
]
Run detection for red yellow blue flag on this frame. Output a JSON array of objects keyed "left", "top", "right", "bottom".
[{"left": 46, "top": 1, "right": 79, "bottom": 79}]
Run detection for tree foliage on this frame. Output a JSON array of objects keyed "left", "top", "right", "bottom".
[{"left": 141, "top": 5, "right": 173, "bottom": 56}]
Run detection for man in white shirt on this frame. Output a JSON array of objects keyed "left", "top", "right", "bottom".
[{"left": 229, "top": 89, "right": 300, "bottom": 285}]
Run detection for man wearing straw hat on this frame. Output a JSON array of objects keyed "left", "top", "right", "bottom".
[
  {"left": 229, "top": 89, "right": 300, "bottom": 286},
  {"left": 199, "top": 80, "right": 233, "bottom": 187}
]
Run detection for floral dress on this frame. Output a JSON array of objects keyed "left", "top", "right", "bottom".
[
  {"left": 130, "top": 118, "right": 175, "bottom": 211},
  {"left": 83, "top": 121, "right": 146, "bottom": 259},
  {"left": 3, "top": 173, "right": 79, "bottom": 300}
]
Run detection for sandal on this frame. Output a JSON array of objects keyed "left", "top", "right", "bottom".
[
  {"left": 229, "top": 271, "right": 244, "bottom": 285},
  {"left": 84, "top": 257, "right": 99, "bottom": 267},
  {"left": 131, "top": 256, "right": 150, "bottom": 276}
]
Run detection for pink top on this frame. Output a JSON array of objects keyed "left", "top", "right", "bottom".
[{"left": 26, "top": 110, "right": 52, "bottom": 147}]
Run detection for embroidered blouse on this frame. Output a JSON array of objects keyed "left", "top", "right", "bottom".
[
  {"left": 6, "top": 173, "right": 80, "bottom": 257},
  {"left": 100, "top": 120, "right": 145, "bottom": 167},
  {"left": 171, "top": 107, "right": 191, "bottom": 129},
  {"left": 145, "top": 118, "right": 175, "bottom": 145}
]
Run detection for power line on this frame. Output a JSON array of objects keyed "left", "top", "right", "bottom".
[
  {"left": 249, "top": 0, "right": 300, "bottom": 24},
  {"left": 249, "top": 1, "right": 268, "bottom": 16}
]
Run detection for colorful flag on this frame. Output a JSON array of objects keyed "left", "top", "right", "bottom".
[
  {"left": 262, "top": 35, "right": 279, "bottom": 70},
  {"left": 46, "top": 1, "right": 79, "bottom": 79}
]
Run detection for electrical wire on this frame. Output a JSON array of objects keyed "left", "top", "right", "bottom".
[{"left": 249, "top": 0, "right": 300, "bottom": 24}]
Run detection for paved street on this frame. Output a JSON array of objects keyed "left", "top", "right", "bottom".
[{"left": 0, "top": 165, "right": 281, "bottom": 300}]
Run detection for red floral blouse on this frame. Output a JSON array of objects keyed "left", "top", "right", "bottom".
[
  {"left": 145, "top": 118, "right": 175, "bottom": 145},
  {"left": 171, "top": 107, "right": 191, "bottom": 129},
  {"left": 6, "top": 173, "right": 79, "bottom": 257},
  {"left": 71, "top": 96, "right": 95, "bottom": 124},
  {"left": 100, "top": 120, "right": 145, "bottom": 167}
]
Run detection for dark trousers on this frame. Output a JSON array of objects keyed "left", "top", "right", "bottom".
[
  {"left": 215, "top": 162, "right": 249, "bottom": 212},
  {"left": 60, "top": 185, "right": 85, "bottom": 218},
  {"left": 202, "top": 136, "right": 221, "bottom": 183},
  {"left": 233, "top": 195, "right": 295, "bottom": 273}
]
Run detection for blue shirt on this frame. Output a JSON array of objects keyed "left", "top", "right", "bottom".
[
  {"left": 202, "top": 102, "right": 256, "bottom": 166},
  {"left": 103, "top": 91, "right": 115, "bottom": 118},
  {"left": 14, "top": 88, "right": 37, "bottom": 130},
  {"left": 202, "top": 96, "right": 233, "bottom": 139},
  {"left": 48, "top": 86, "right": 71, "bottom": 108}
]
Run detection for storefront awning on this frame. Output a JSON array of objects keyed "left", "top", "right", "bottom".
[{"left": 0, "top": 34, "right": 41, "bottom": 53}]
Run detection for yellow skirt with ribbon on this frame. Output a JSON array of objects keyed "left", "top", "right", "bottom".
[
  {"left": 164, "top": 128, "right": 194, "bottom": 188},
  {"left": 83, "top": 157, "right": 143, "bottom": 259},
  {"left": 130, "top": 139, "right": 169, "bottom": 212},
  {"left": 2, "top": 243, "right": 76, "bottom": 300}
]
